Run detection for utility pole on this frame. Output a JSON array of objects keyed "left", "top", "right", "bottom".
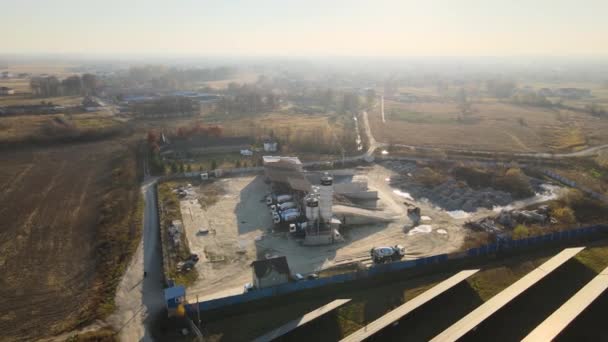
[{"left": 196, "top": 294, "right": 201, "bottom": 330}]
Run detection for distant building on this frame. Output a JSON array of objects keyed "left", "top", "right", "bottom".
[
  {"left": 0, "top": 87, "right": 14, "bottom": 95},
  {"left": 251, "top": 256, "right": 290, "bottom": 288}
]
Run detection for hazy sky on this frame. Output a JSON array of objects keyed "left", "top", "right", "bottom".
[{"left": 2, "top": 0, "right": 608, "bottom": 56}]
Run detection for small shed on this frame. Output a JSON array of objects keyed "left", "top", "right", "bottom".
[
  {"left": 251, "top": 256, "right": 290, "bottom": 288},
  {"left": 164, "top": 285, "right": 186, "bottom": 316}
]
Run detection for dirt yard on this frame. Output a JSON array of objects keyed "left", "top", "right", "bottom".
[
  {"left": 181, "top": 165, "right": 468, "bottom": 303},
  {"left": 180, "top": 176, "right": 272, "bottom": 301},
  {"left": 0, "top": 140, "right": 138, "bottom": 341},
  {"left": 372, "top": 99, "right": 608, "bottom": 153}
]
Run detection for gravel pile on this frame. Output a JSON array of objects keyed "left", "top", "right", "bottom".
[{"left": 392, "top": 178, "right": 514, "bottom": 212}]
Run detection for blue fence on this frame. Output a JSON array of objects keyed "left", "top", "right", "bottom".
[{"left": 188, "top": 224, "right": 608, "bottom": 314}]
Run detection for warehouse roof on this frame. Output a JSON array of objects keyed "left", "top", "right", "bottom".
[
  {"left": 431, "top": 247, "right": 585, "bottom": 342},
  {"left": 341, "top": 270, "right": 479, "bottom": 342},
  {"left": 522, "top": 265, "right": 608, "bottom": 342},
  {"left": 253, "top": 299, "right": 351, "bottom": 342}
]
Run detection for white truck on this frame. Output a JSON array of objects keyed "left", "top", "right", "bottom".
[{"left": 370, "top": 245, "right": 406, "bottom": 264}]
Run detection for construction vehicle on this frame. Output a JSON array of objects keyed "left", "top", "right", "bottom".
[
  {"left": 370, "top": 245, "right": 406, "bottom": 264},
  {"left": 277, "top": 201, "right": 297, "bottom": 211},
  {"left": 266, "top": 194, "right": 293, "bottom": 206},
  {"left": 280, "top": 210, "right": 300, "bottom": 223}
]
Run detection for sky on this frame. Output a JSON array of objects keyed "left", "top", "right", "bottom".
[{"left": 2, "top": 0, "right": 608, "bottom": 57}]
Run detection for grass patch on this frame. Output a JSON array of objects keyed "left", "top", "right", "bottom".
[
  {"left": 549, "top": 127, "right": 588, "bottom": 151},
  {"left": 467, "top": 259, "right": 542, "bottom": 301},
  {"left": 575, "top": 243, "right": 608, "bottom": 273},
  {"left": 64, "top": 328, "right": 117, "bottom": 342},
  {"left": 388, "top": 109, "right": 456, "bottom": 124},
  {"left": 93, "top": 148, "right": 143, "bottom": 319},
  {"left": 157, "top": 181, "right": 198, "bottom": 286}
]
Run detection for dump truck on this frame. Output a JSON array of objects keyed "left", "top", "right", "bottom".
[{"left": 370, "top": 245, "right": 406, "bottom": 264}]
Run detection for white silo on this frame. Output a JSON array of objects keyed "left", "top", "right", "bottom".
[
  {"left": 319, "top": 173, "right": 333, "bottom": 221},
  {"left": 305, "top": 195, "right": 320, "bottom": 222}
]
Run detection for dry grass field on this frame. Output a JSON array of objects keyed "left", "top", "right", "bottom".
[
  {"left": 372, "top": 98, "right": 608, "bottom": 153},
  {"left": 2, "top": 63, "right": 76, "bottom": 76},
  {"left": 0, "top": 113, "right": 122, "bottom": 145},
  {"left": 202, "top": 110, "right": 359, "bottom": 156},
  {"left": 0, "top": 79, "right": 31, "bottom": 93},
  {"left": 0, "top": 94, "right": 83, "bottom": 106},
  {"left": 0, "top": 139, "right": 140, "bottom": 341}
]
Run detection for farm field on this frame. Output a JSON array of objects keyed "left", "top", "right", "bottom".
[
  {"left": 0, "top": 139, "right": 140, "bottom": 341},
  {"left": 371, "top": 98, "right": 608, "bottom": 153},
  {"left": 2, "top": 63, "right": 77, "bottom": 76},
  {"left": 0, "top": 113, "right": 123, "bottom": 145},
  {"left": 0, "top": 94, "right": 83, "bottom": 106}
]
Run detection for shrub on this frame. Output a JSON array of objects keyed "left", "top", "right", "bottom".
[
  {"left": 552, "top": 206, "right": 576, "bottom": 224},
  {"left": 512, "top": 224, "right": 529, "bottom": 240},
  {"left": 414, "top": 167, "right": 447, "bottom": 187}
]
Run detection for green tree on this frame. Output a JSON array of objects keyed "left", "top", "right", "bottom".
[
  {"left": 211, "top": 159, "right": 218, "bottom": 170},
  {"left": 235, "top": 160, "right": 241, "bottom": 168},
  {"left": 170, "top": 162, "right": 178, "bottom": 174}
]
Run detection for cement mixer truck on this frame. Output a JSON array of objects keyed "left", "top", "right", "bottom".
[{"left": 370, "top": 245, "right": 406, "bottom": 264}]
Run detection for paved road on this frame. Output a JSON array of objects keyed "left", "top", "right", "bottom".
[{"left": 108, "top": 177, "right": 164, "bottom": 341}]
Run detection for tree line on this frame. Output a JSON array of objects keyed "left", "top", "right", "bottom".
[
  {"left": 131, "top": 96, "right": 199, "bottom": 117},
  {"left": 30, "top": 74, "right": 99, "bottom": 97},
  {"left": 126, "top": 65, "right": 235, "bottom": 89}
]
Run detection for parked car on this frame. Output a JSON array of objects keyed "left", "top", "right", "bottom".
[{"left": 244, "top": 283, "right": 255, "bottom": 293}]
